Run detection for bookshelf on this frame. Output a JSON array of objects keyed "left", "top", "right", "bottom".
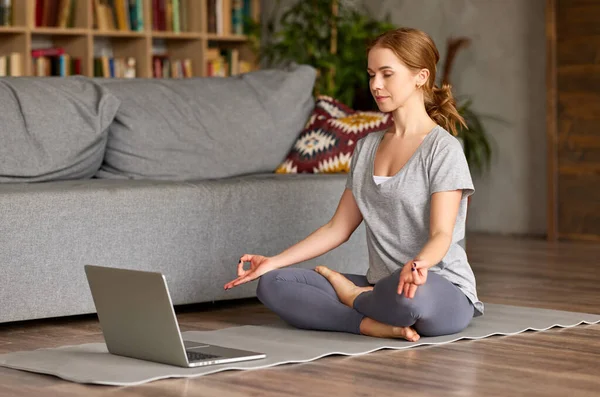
[{"left": 0, "top": 0, "right": 260, "bottom": 78}]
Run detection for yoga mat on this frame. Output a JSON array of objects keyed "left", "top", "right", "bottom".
[{"left": 0, "top": 303, "right": 598, "bottom": 386}]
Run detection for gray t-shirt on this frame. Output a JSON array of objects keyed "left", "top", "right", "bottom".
[{"left": 346, "top": 125, "right": 484, "bottom": 316}]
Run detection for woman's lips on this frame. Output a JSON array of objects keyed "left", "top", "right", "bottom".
[{"left": 375, "top": 96, "right": 389, "bottom": 102}]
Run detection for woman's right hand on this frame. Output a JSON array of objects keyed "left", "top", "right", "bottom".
[{"left": 223, "top": 254, "right": 278, "bottom": 290}]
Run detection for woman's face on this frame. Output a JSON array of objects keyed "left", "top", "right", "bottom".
[{"left": 367, "top": 46, "right": 424, "bottom": 113}]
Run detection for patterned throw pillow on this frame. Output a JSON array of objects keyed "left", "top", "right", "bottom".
[{"left": 275, "top": 95, "right": 393, "bottom": 174}]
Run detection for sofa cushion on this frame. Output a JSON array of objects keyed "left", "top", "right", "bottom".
[
  {"left": 95, "top": 64, "right": 317, "bottom": 181},
  {"left": 0, "top": 76, "right": 121, "bottom": 183},
  {"left": 275, "top": 95, "right": 393, "bottom": 174}
]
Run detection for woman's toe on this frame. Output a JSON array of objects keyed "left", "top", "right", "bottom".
[{"left": 315, "top": 265, "right": 332, "bottom": 276}]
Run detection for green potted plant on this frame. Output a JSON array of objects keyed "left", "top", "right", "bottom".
[
  {"left": 246, "top": 0, "right": 495, "bottom": 175},
  {"left": 245, "top": 0, "right": 395, "bottom": 108}
]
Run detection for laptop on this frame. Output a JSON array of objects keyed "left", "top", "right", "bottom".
[{"left": 84, "top": 264, "right": 266, "bottom": 368}]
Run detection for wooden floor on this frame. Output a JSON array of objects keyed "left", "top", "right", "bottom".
[{"left": 1, "top": 233, "right": 599, "bottom": 396}]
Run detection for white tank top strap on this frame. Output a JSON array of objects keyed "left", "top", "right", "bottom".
[{"left": 373, "top": 175, "right": 392, "bottom": 185}]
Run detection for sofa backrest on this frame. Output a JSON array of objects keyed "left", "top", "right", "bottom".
[
  {"left": 95, "top": 63, "right": 317, "bottom": 181},
  {"left": 0, "top": 64, "right": 317, "bottom": 183},
  {"left": 0, "top": 76, "right": 120, "bottom": 183}
]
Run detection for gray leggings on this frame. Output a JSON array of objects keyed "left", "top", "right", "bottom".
[{"left": 256, "top": 267, "right": 474, "bottom": 337}]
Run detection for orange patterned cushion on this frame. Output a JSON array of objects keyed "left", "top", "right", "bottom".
[{"left": 275, "top": 95, "right": 393, "bottom": 174}]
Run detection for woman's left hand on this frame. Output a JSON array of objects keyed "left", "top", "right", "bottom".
[{"left": 397, "top": 260, "right": 428, "bottom": 298}]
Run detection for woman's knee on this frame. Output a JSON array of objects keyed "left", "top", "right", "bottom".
[
  {"left": 255, "top": 269, "right": 282, "bottom": 304},
  {"left": 415, "top": 306, "right": 473, "bottom": 337},
  {"left": 393, "top": 290, "right": 430, "bottom": 320},
  {"left": 413, "top": 293, "right": 474, "bottom": 336}
]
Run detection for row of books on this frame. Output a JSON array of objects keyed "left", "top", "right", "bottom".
[
  {"left": 206, "top": 48, "right": 252, "bottom": 77},
  {"left": 207, "top": 0, "right": 254, "bottom": 35},
  {"left": 1, "top": 0, "right": 255, "bottom": 34},
  {"left": 0, "top": 52, "right": 22, "bottom": 76},
  {"left": 151, "top": 0, "right": 188, "bottom": 32},
  {"left": 0, "top": 0, "right": 11, "bottom": 26},
  {"left": 2, "top": 46, "right": 255, "bottom": 77},
  {"left": 31, "top": 47, "right": 81, "bottom": 76},
  {"left": 94, "top": 56, "right": 137, "bottom": 77},
  {"left": 33, "top": 55, "right": 82, "bottom": 76},
  {"left": 38, "top": 54, "right": 193, "bottom": 78},
  {"left": 94, "top": 0, "right": 144, "bottom": 32},
  {"left": 35, "top": 0, "right": 77, "bottom": 28},
  {"left": 93, "top": 0, "right": 255, "bottom": 34},
  {"left": 152, "top": 55, "right": 193, "bottom": 78}
]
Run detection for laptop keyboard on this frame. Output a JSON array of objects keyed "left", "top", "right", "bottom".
[{"left": 187, "top": 351, "right": 221, "bottom": 362}]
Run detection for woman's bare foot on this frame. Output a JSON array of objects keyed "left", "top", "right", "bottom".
[
  {"left": 360, "top": 317, "right": 421, "bottom": 342},
  {"left": 315, "top": 265, "right": 373, "bottom": 308}
]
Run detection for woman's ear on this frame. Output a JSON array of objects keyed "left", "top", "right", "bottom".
[{"left": 417, "top": 68, "right": 430, "bottom": 87}]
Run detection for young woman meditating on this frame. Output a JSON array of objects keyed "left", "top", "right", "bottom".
[{"left": 224, "top": 27, "right": 484, "bottom": 342}]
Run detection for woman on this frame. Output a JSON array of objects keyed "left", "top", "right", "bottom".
[{"left": 224, "top": 27, "right": 484, "bottom": 342}]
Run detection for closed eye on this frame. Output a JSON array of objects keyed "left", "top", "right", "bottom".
[{"left": 368, "top": 73, "right": 393, "bottom": 79}]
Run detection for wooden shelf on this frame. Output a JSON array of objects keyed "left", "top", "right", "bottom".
[
  {"left": 152, "top": 31, "right": 202, "bottom": 40},
  {"left": 0, "top": 0, "right": 260, "bottom": 78},
  {"left": 206, "top": 33, "right": 248, "bottom": 42},
  {"left": 0, "top": 26, "right": 27, "bottom": 33},
  {"left": 31, "top": 28, "right": 89, "bottom": 36},
  {"left": 93, "top": 30, "right": 147, "bottom": 38}
]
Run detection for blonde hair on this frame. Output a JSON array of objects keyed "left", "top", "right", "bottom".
[{"left": 367, "top": 28, "right": 467, "bottom": 136}]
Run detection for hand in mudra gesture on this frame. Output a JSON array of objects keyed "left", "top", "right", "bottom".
[
  {"left": 223, "top": 254, "right": 277, "bottom": 290},
  {"left": 397, "top": 260, "right": 428, "bottom": 298}
]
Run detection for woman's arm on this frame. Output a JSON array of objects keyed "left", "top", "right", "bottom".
[
  {"left": 413, "top": 190, "right": 463, "bottom": 269},
  {"left": 398, "top": 189, "right": 463, "bottom": 297}
]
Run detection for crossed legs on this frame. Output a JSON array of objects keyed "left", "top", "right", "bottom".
[{"left": 256, "top": 265, "right": 474, "bottom": 340}]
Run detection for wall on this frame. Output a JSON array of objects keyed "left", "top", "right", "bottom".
[{"left": 261, "top": 0, "right": 547, "bottom": 236}]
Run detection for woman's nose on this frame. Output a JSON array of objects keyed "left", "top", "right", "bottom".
[{"left": 370, "top": 76, "right": 383, "bottom": 91}]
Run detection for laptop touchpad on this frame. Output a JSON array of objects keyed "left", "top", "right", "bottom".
[{"left": 183, "top": 341, "right": 210, "bottom": 349}]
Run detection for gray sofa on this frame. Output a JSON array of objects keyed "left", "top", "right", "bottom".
[{"left": 0, "top": 64, "right": 368, "bottom": 324}]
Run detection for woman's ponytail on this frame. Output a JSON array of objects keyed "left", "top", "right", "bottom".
[{"left": 425, "top": 83, "right": 467, "bottom": 137}]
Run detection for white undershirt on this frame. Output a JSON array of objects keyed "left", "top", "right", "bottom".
[{"left": 373, "top": 175, "right": 392, "bottom": 185}]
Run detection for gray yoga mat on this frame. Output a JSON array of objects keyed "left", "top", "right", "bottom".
[{"left": 1, "top": 303, "right": 599, "bottom": 386}]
